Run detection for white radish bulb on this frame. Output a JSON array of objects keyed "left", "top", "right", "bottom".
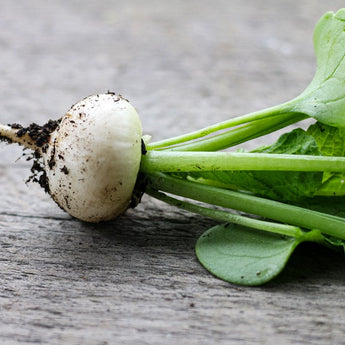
[{"left": 44, "top": 93, "right": 142, "bottom": 222}]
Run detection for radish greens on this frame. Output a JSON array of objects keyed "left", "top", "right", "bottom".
[{"left": 142, "top": 9, "right": 345, "bottom": 285}]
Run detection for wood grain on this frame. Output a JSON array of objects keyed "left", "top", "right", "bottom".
[{"left": 0, "top": 1, "right": 345, "bottom": 344}]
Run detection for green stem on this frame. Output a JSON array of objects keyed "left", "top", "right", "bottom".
[
  {"left": 147, "top": 173, "right": 345, "bottom": 240},
  {"left": 146, "top": 188, "right": 303, "bottom": 238},
  {"left": 166, "top": 113, "right": 307, "bottom": 152},
  {"left": 301, "top": 229, "right": 328, "bottom": 245},
  {"left": 141, "top": 151, "right": 345, "bottom": 173},
  {"left": 147, "top": 101, "right": 298, "bottom": 150}
]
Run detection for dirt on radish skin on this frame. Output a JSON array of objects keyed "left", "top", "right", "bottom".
[{"left": 5, "top": 93, "right": 143, "bottom": 222}]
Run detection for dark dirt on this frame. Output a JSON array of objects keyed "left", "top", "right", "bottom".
[
  {"left": 11, "top": 119, "right": 61, "bottom": 193},
  {"left": 14, "top": 119, "right": 61, "bottom": 149}
]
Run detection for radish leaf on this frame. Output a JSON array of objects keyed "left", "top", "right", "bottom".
[
  {"left": 307, "top": 122, "right": 345, "bottom": 156},
  {"left": 306, "top": 122, "right": 345, "bottom": 196},
  {"left": 195, "top": 222, "right": 340, "bottom": 285},
  {"left": 295, "top": 9, "right": 345, "bottom": 127},
  {"left": 195, "top": 223, "right": 303, "bottom": 286}
]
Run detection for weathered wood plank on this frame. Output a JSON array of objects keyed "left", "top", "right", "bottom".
[
  {"left": 0, "top": 164, "right": 345, "bottom": 345},
  {"left": 0, "top": 1, "right": 345, "bottom": 344}
]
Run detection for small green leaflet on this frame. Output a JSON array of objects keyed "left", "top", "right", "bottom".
[
  {"left": 294, "top": 9, "right": 345, "bottom": 127},
  {"left": 307, "top": 122, "right": 345, "bottom": 196},
  {"left": 196, "top": 223, "right": 302, "bottom": 286},
  {"left": 252, "top": 127, "right": 321, "bottom": 155},
  {"left": 307, "top": 121, "right": 345, "bottom": 156},
  {"left": 195, "top": 222, "right": 343, "bottom": 285}
]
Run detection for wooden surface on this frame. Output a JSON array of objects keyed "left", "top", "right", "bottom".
[{"left": 0, "top": 1, "right": 345, "bottom": 344}]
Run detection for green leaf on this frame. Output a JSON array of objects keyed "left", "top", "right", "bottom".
[
  {"left": 307, "top": 121, "right": 345, "bottom": 156},
  {"left": 295, "top": 9, "right": 345, "bottom": 127},
  {"left": 306, "top": 122, "right": 345, "bottom": 196},
  {"left": 316, "top": 174, "right": 345, "bottom": 196},
  {"left": 186, "top": 129, "right": 323, "bottom": 201},
  {"left": 252, "top": 127, "right": 321, "bottom": 155},
  {"left": 195, "top": 223, "right": 302, "bottom": 286}
]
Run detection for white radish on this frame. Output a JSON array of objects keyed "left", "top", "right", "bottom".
[{"left": 0, "top": 93, "right": 143, "bottom": 222}]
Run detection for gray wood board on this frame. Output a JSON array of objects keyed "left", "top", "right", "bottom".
[{"left": 0, "top": 1, "right": 344, "bottom": 344}]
